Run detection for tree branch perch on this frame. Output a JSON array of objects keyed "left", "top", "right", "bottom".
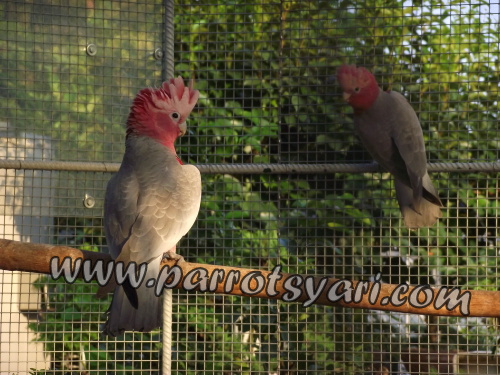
[{"left": 0, "top": 238, "right": 498, "bottom": 317}]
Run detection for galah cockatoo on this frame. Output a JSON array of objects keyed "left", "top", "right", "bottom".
[
  {"left": 97, "top": 77, "right": 201, "bottom": 336},
  {"left": 337, "top": 64, "right": 442, "bottom": 228}
]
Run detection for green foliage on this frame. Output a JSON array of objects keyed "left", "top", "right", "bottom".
[
  {"left": 0, "top": 0, "right": 164, "bottom": 162},
  {"left": 29, "top": 218, "right": 163, "bottom": 373},
  {"left": 30, "top": 278, "right": 164, "bottom": 373}
]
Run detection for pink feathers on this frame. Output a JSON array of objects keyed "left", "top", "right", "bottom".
[
  {"left": 126, "top": 77, "right": 200, "bottom": 147},
  {"left": 160, "top": 77, "right": 199, "bottom": 110},
  {"left": 336, "top": 64, "right": 363, "bottom": 89},
  {"left": 337, "top": 64, "right": 379, "bottom": 110}
]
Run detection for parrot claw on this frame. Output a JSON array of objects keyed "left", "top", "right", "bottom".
[{"left": 161, "top": 251, "right": 185, "bottom": 266}]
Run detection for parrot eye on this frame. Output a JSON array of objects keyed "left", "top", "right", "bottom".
[
  {"left": 354, "top": 87, "right": 360, "bottom": 93},
  {"left": 171, "top": 112, "right": 180, "bottom": 120}
]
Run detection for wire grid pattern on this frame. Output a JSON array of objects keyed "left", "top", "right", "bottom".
[{"left": 1, "top": 0, "right": 500, "bottom": 374}]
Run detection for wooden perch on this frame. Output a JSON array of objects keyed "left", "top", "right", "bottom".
[{"left": 0, "top": 238, "right": 498, "bottom": 317}]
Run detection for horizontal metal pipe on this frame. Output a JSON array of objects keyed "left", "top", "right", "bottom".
[{"left": 0, "top": 159, "right": 499, "bottom": 174}]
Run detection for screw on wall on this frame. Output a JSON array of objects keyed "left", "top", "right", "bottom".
[
  {"left": 86, "top": 44, "right": 97, "bottom": 56},
  {"left": 82, "top": 193, "right": 96, "bottom": 209},
  {"left": 153, "top": 48, "right": 164, "bottom": 60}
]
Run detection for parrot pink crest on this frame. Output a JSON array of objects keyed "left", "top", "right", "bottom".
[
  {"left": 337, "top": 64, "right": 379, "bottom": 110},
  {"left": 126, "top": 77, "right": 200, "bottom": 150}
]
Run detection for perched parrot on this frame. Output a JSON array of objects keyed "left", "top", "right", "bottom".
[
  {"left": 337, "top": 64, "right": 442, "bottom": 228},
  {"left": 96, "top": 77, "right": 201, "bottom": 336}
]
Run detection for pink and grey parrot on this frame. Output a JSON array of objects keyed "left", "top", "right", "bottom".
[
  {"left": 337, "top": 64, "right": 442, "bottom": 228},
  {"left": 96, "top": 77, "right": 201, "bottom": 336}
]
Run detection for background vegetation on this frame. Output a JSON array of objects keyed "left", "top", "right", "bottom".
[{"left": 1, "top": 0, "right": 499, "bottom": 373}]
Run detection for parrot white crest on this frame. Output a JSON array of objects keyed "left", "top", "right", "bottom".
[
  {"left": 126, "top": 77, "right": 200, "bottom": 147},
  {"left": 151, "top": 77, "right": 199, "bottom": 116}
]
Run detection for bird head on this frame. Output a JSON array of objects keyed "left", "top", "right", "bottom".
[
  {"left": 337, "top": 64, "right": 379, "bottom": 110},
  {"left": 126, "top": 77, "right": 200, "bottom": 148}
]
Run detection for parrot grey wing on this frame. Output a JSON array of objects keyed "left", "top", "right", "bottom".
[
  {"left": 386, "top": 91, "right": 431, "bottom": 213},
  {"left": 389, "top": 137, "right": 425, "bottom": 214},
  {"left": 421, "top": 173, "right": 442, "bottom": 206},
  {"left": 353, "top": 89, "right": 411, "bottom": 178},
  {"left": 353, "top": 90, "right": 442, "bottom": 228},
  {"left": 387, "top": 91, "right": 442, "bottom": 211},
  {"left": 97, "top": 167, "right": 141, "bottom": 300},
  {"left": 103, "top": 167, "right": 141, "bottom": 260}
]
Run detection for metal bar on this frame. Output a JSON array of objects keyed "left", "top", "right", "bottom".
[
  {"left": 1, "top": 160, "right": 499, "bottom": 174},
  {"left": 162, "top": 1, "right": 175, "bottom": 373},
  {"left": 163, "top": 0, "right": 175, "bottom": 80},
  {"left": 0, "top": 160, "right": 119, "bottom": 172}
]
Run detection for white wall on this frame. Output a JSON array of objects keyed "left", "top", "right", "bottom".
[{"left": 0, "top": 126, "right": 53, "bottom": 373}]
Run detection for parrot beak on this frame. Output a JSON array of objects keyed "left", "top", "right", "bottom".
[
  {"left": 179, "top": 122, "right": 187, "bottom": 136},
  {"left": 342, "top": 92, "right": 351, "bottom": 102}
]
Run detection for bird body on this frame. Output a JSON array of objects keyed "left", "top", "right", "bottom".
[
  {"left": 97, "top": 77, "right": 201, "bottom": 336},
  {"left": 337, "top": 65, "right": 442, "bottom": 228}
]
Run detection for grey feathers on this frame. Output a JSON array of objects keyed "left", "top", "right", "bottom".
[
  {"left": 354, "top": 89, "right": 442, "bottom": 228},
  {"left": 99, "top": 136, "right": 201, "bottom": 336}
]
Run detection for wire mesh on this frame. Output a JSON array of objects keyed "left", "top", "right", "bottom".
[{"left": 1, "top": 0, "right": 500, "bottom": 374}]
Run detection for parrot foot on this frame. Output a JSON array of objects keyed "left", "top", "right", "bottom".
[{"left": 161, "top": 251, "right": 186, "bottom": 266}]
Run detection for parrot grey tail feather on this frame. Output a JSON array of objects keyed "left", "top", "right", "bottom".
[
  {"left": 395, "top": 179, "right": 442, "bottom": 228},
  {"left": 422, "top": 174, "right": 443, "bottom": 207},
  {"left": 423, "top": 189, "right": 443, "bottom": 207},
  {"left": 411, "top": 177, "right": 424, "bottom": 215},
  {"left": 121, "top": 278, "right": 139, "bottom": 309},
  {"left": 96, "top": 278, "right": 117, "bottom": 299},
  {"left": 101, "top": 260, "right": 163, "bottom": 337},
  {"left": 95, "top": 274, "right": 138, "bottom": 308},
  {"left": 101, "top": 286, "right": 128, "bottom": 337},
  {"left": 102, "top": 286, "right": 162, "bottom": 337},
  {"left": 412, "top": 194, "right": 423, "bottom": 216},
  {"left": 400, "top": 200, "right": 442, "bottom": 229}
]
